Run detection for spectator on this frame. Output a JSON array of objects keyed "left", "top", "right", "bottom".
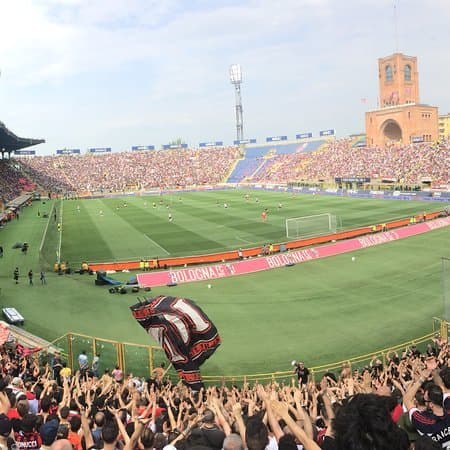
[
  {"left": 77, "top": 351, "right": 89, "bottom": 378},
  {"left": 0, "top": 414, "right": 13, "bottom": 449},
  {"left": 294, "top": 361, "right": 310, "bottom": 385},
  {"left": 200, "top": 409, "right": 226, "bottom": 450},
  {"left": 4, "top": 324, "right": 450, "bottom": 450},
  {"left": 39, "top": 419, "right": 59, "bottom": 450}
]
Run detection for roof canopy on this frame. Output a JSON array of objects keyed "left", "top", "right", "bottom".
[{"left": 0, "top": 121, "right": 45, "bottom": 152}]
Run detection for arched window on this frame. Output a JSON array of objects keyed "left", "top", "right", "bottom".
[
  {"left": 385, "top": 65, "right": 393, "bottom": 81},
  {"left": 404, "top": 64, "right": 411, "bottom": 81}
]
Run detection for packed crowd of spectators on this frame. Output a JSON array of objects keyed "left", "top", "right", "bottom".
[
  {"left": 0, "top": 160, "right": 36, "bottom": 203},
  {"left": 3, "top": 332, "right": 450, "bottom": 450},
  {"left": 4, "top": 140, "right": 448, "bottom": 198},
  {"left": 16, "top": 147, "right": 241, "bottom": 194},
  {"left": 251, "top": 139, "right": 449, "bottom": 187}
]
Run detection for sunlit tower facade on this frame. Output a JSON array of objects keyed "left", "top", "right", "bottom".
[{"left": 229, "top": 64, "right": 244, "bottom": 141}]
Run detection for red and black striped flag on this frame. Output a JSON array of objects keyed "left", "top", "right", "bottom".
[{"left": 130, "top": 295, "right": 221, "bottom": 390}]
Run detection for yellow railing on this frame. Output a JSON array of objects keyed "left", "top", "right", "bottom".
[
  {"left": 202, "top": 330, "right": 438, "bottom": 385},
  {"left": 48, "top": 320, "right": 448, "bottom": 383},
  {"left": 49, "top": 332, "right": 166, "bottom": 377}
]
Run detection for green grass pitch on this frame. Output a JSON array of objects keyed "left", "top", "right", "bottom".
[
  {"left": 0, "top": 189, "right": 448, "bottom": 377},
  {"left": 59, "top": 190, "right": 447, "bottom": 264}
]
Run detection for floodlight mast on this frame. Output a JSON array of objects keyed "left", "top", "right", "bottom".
[{"left": 229, "top": 64, "right": 244, "bottom": 142}]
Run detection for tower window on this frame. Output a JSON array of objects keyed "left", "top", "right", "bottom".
[
  {"left": 385, "top": 65, "right": 393, "bottom": 81},
  {"left": 404, "top": 64, "right": 411, "bottom": 81}
]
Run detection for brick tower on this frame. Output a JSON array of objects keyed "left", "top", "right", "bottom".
[{"left": 365, "top": 53, "right": 438, "bottom": 147}]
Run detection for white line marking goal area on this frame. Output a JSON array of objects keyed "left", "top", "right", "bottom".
[{"left": 144, "top": 234, "right": 171, "bottom": 255}]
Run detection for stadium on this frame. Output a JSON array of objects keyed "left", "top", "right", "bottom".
[{"left": 0, "top": 2, "right": 450, "bottom": 449}]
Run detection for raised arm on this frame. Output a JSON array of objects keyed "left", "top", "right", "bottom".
[{"left": 270, "top": 400, "right": 320, "bottom": 450}]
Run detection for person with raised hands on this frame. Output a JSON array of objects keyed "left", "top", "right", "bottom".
[
  {"left": 403, "top": 356, "right": 450, "bottom": 447},
  {"left": 269, "top": 399, "right": 320, "bottom": 450}
]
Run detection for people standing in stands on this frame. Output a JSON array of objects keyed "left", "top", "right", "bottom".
[
  {"left": 152, "top": 362, "right": 166, "bottom": 387},
  {"left": 52, "top": 351, "right": 63, "bottom": 385},
  {"left": 78, "top": 351, "right": 89, "bottom": 378},
  {"left": 92, "top": 353, "right": 100, "bottom": 378},
  {"left": 14, "top": 267, "right": 19, "bottom": 284},
  {"left": 112, "top": 365, "right": 124, "bottom": 383}
]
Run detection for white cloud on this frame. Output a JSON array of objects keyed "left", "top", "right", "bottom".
[{"left": 0, "top": 0, "right": 449, "bottom": 153}]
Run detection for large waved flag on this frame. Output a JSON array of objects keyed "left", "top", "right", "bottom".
[{"left": 130, "top": 295, "right": 221, "bottom": 390}]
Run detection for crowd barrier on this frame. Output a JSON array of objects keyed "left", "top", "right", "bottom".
[
  {"left": 49, "top": 332, "right": 167, "bottom": 378},
  {"left": 46, "top": 319, "right": 448, "bottom": 385}
]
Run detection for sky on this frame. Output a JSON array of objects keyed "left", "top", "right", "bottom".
[{"left": 0, "top": 0, "right": 449, "bottom": 155}]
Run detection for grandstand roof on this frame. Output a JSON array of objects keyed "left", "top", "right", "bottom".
[{"left": 0, "top": 121, "right": 45, "bottom": 151}]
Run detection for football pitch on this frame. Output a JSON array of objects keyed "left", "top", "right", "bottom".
[
  {"left": 1, "top": 189, "right": 449, "bottom": 378},
  {"left": 57, "top": 189, "right": 447, "bottom": 265}
]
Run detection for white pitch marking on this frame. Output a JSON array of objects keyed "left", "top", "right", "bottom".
[{"left": 144, "top": 234, "right": 170, "bottom": 255}]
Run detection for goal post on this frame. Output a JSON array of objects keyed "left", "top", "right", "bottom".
[
  {"left": 38, "top": 199, "right": 63, "bottom": 270},
  {"left": 286, "top": 213, "right": 338, "bottom": 239}
]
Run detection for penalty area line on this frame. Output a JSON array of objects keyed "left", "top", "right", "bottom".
[
  {"left": 235, "top": 236, "right": 253, "bottom": 244},
  {"left": 144, "top": 234, "right": 170, "bottom": 255}
]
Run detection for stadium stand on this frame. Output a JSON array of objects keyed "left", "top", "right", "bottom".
[
  {"left": 227, "top": 158, "right": 264, "bottom": 183},
  {"left": 244, "top": 146, "right": 270, "bottom": 158},
  {"left": 248, "top": 138, "right": 449, "bottom": 187},
  {"left": 1, "top": 132, "right": 449, "bottom": 450},
  {"left": 6, "top": 139, "right": 448, "bottom": 193},
  {"left": 16, "top": 146, "right": 241, "bottom": 193},
  {"left": 1, "top": 328, "right": 449, "bottom": 450},
  {"left": 0, "top": 160, "right": 36, "bottom": 202}
]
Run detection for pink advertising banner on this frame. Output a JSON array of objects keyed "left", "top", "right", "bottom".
[{"left": 137, "top": 218, "right": 450, "bottom": 287}]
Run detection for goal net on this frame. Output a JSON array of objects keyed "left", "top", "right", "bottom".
[{"left": 286, "top": 213, "right": 338, "bottom": 239}]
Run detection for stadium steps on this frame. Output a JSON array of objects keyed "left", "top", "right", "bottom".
[
  {"left": 250, "top": 159, "right": 272, "bottom": 179},
  {"left": 8, "top": 323, "right": 59, "bottom": 353},
  {"left": 225, "top": 157, "right": 243, "bottom": 182}
]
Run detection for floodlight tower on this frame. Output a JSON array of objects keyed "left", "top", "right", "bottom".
[{"left": 229, "top": 64, "right": 244, "bottom": 141}]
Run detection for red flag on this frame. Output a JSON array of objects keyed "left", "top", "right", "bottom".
[
  {"left": 16, "top": 343, "right": 43, "bottom": 356},
  {"left": 131, "top": 295, "right": 221, "bottom": 391}
]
